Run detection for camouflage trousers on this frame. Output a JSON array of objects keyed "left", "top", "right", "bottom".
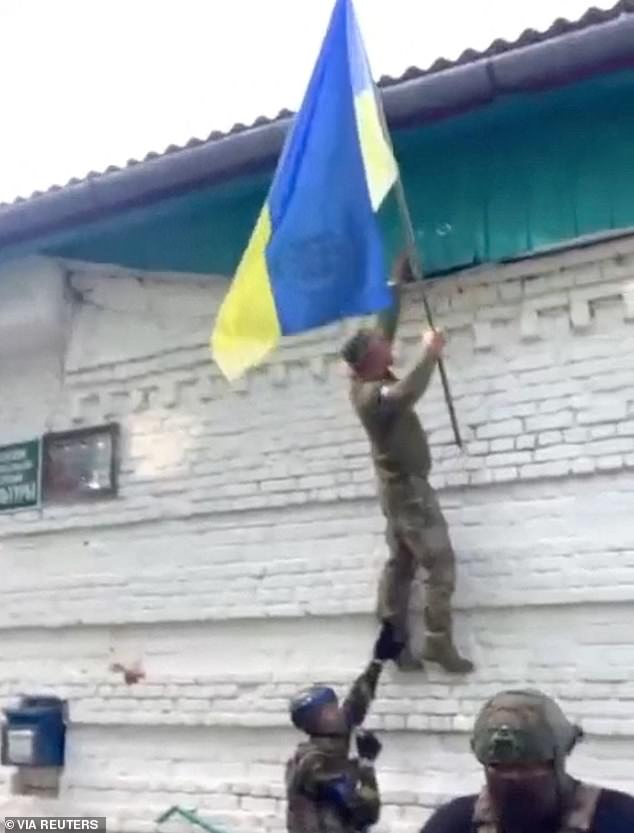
[{"left": 376, "top": 476, "right": 456, "bottom": 652}]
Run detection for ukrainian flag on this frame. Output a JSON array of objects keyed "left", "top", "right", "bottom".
[{"left": 211, "top": 0, "right": 398, "bottom": 380}]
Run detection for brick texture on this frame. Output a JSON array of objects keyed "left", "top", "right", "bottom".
[{"left": 1, "top": 240, "right": 634, "bottom": 831}]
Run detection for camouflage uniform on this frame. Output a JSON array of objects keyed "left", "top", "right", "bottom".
[
  {"left": 348, "top": 286, "right": 470, "bottom": 672},
  {"left": 285, "top": 661, "right": 382, "bottom": 833}
]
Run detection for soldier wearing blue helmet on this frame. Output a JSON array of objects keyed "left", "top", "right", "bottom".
[{"left": 285, "top": 622, "right": 402, "bottom": 832}]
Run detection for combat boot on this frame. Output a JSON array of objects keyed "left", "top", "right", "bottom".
[
  {"left": 395, "top": 645, "right": 424, "bottom": 671},
  {"left": 422, "top": 633, "right": 474, "bottom": 674}
]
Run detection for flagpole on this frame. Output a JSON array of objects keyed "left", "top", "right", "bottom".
[
  {"left": 370, "top": 75, "right": 462, "bottom": 447},
  {"left": 392, "top": 175, "right": 463, "bottom": 449}
]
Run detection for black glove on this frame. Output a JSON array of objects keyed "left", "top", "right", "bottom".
[
  {"left": 356, "top": 730, "right": 382, "bottom": 762},
  {"left": 373, "top": 621, "right": 404, "bottom": 662}
]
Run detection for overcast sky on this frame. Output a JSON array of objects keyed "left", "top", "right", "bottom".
[{"left": 0, "top": 0, "right": 616, "bottom": 203}]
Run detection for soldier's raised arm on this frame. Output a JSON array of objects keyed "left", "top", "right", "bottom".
[
  {"left": 378, "top": 328, "right": 445, "bottom": 412},
  {"left": 341, "top": 660, "right": 382, "bottom": 730},
  {"left": 342, "top": 623, "right": 403, "bottom": 728}
]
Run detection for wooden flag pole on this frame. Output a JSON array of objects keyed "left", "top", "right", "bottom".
[{"left": 393, "top": 175, "right": 463, "bottom": 449}]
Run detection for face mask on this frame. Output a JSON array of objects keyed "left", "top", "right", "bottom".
[{"left": 487, "top": 770, "right": 561, "bottom": 833}]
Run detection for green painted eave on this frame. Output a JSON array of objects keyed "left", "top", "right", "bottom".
[{"left": 5, "top": 67, "right": 634, "bottom": 278}]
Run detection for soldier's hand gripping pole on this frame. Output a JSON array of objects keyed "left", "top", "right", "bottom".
[{"left": 393, "top": 175, "right": 463, "bottom": 449}]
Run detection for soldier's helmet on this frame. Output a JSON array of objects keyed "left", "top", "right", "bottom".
[
  {"left": 290, "top": 685, "right": 338, "bottom": 731},
  {"left": 471, "top": 689, "right": 583, "bottom": 767}
]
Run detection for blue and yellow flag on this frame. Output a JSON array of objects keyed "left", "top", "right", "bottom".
[{"left": 211, "top": 0, "right": 398, "bottom": 380}]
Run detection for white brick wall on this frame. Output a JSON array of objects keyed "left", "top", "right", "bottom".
[{"left": 1, "top": 238, "right": 634, "bottom": 832}]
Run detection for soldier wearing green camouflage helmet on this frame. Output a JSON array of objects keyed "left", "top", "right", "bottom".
[{"left": 420, "top": 688, "right": 634, "bottom": 833}]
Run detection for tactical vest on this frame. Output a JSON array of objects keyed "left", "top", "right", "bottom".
[
  {"left": 285, "top": 743, "right": 357, "bottom": 833},
  {"left": 286, "top": 787, "right": 343, "bottom": 833},
  {"left": 473, "top": 781, "right": 601, "bottom": 833}
]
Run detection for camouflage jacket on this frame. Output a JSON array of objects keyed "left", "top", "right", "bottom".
[
  {"left": 285, "top": 661, "right": 382, "bottom": 832},
  {"left": 285, "top": 738, "right": 380, "bottom": 833},
  {"left": 349, "top": 283, "right": 437, "bottom": 485}
]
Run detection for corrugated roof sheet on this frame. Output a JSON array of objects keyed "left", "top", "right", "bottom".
[
  {"left": 379, "top": 0, "right": 634, "bottom": 85},
  {"left": 2, "top": 0, "right": 634, "bottom": 210}
]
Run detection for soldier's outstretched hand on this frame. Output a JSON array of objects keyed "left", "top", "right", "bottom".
[{"left": 373, "top": 621, "right": 404, "bottom": 662}]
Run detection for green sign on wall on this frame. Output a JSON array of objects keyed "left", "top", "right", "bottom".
[{"left": 0, "top": 439, "right": 41, "bottom": 512}]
